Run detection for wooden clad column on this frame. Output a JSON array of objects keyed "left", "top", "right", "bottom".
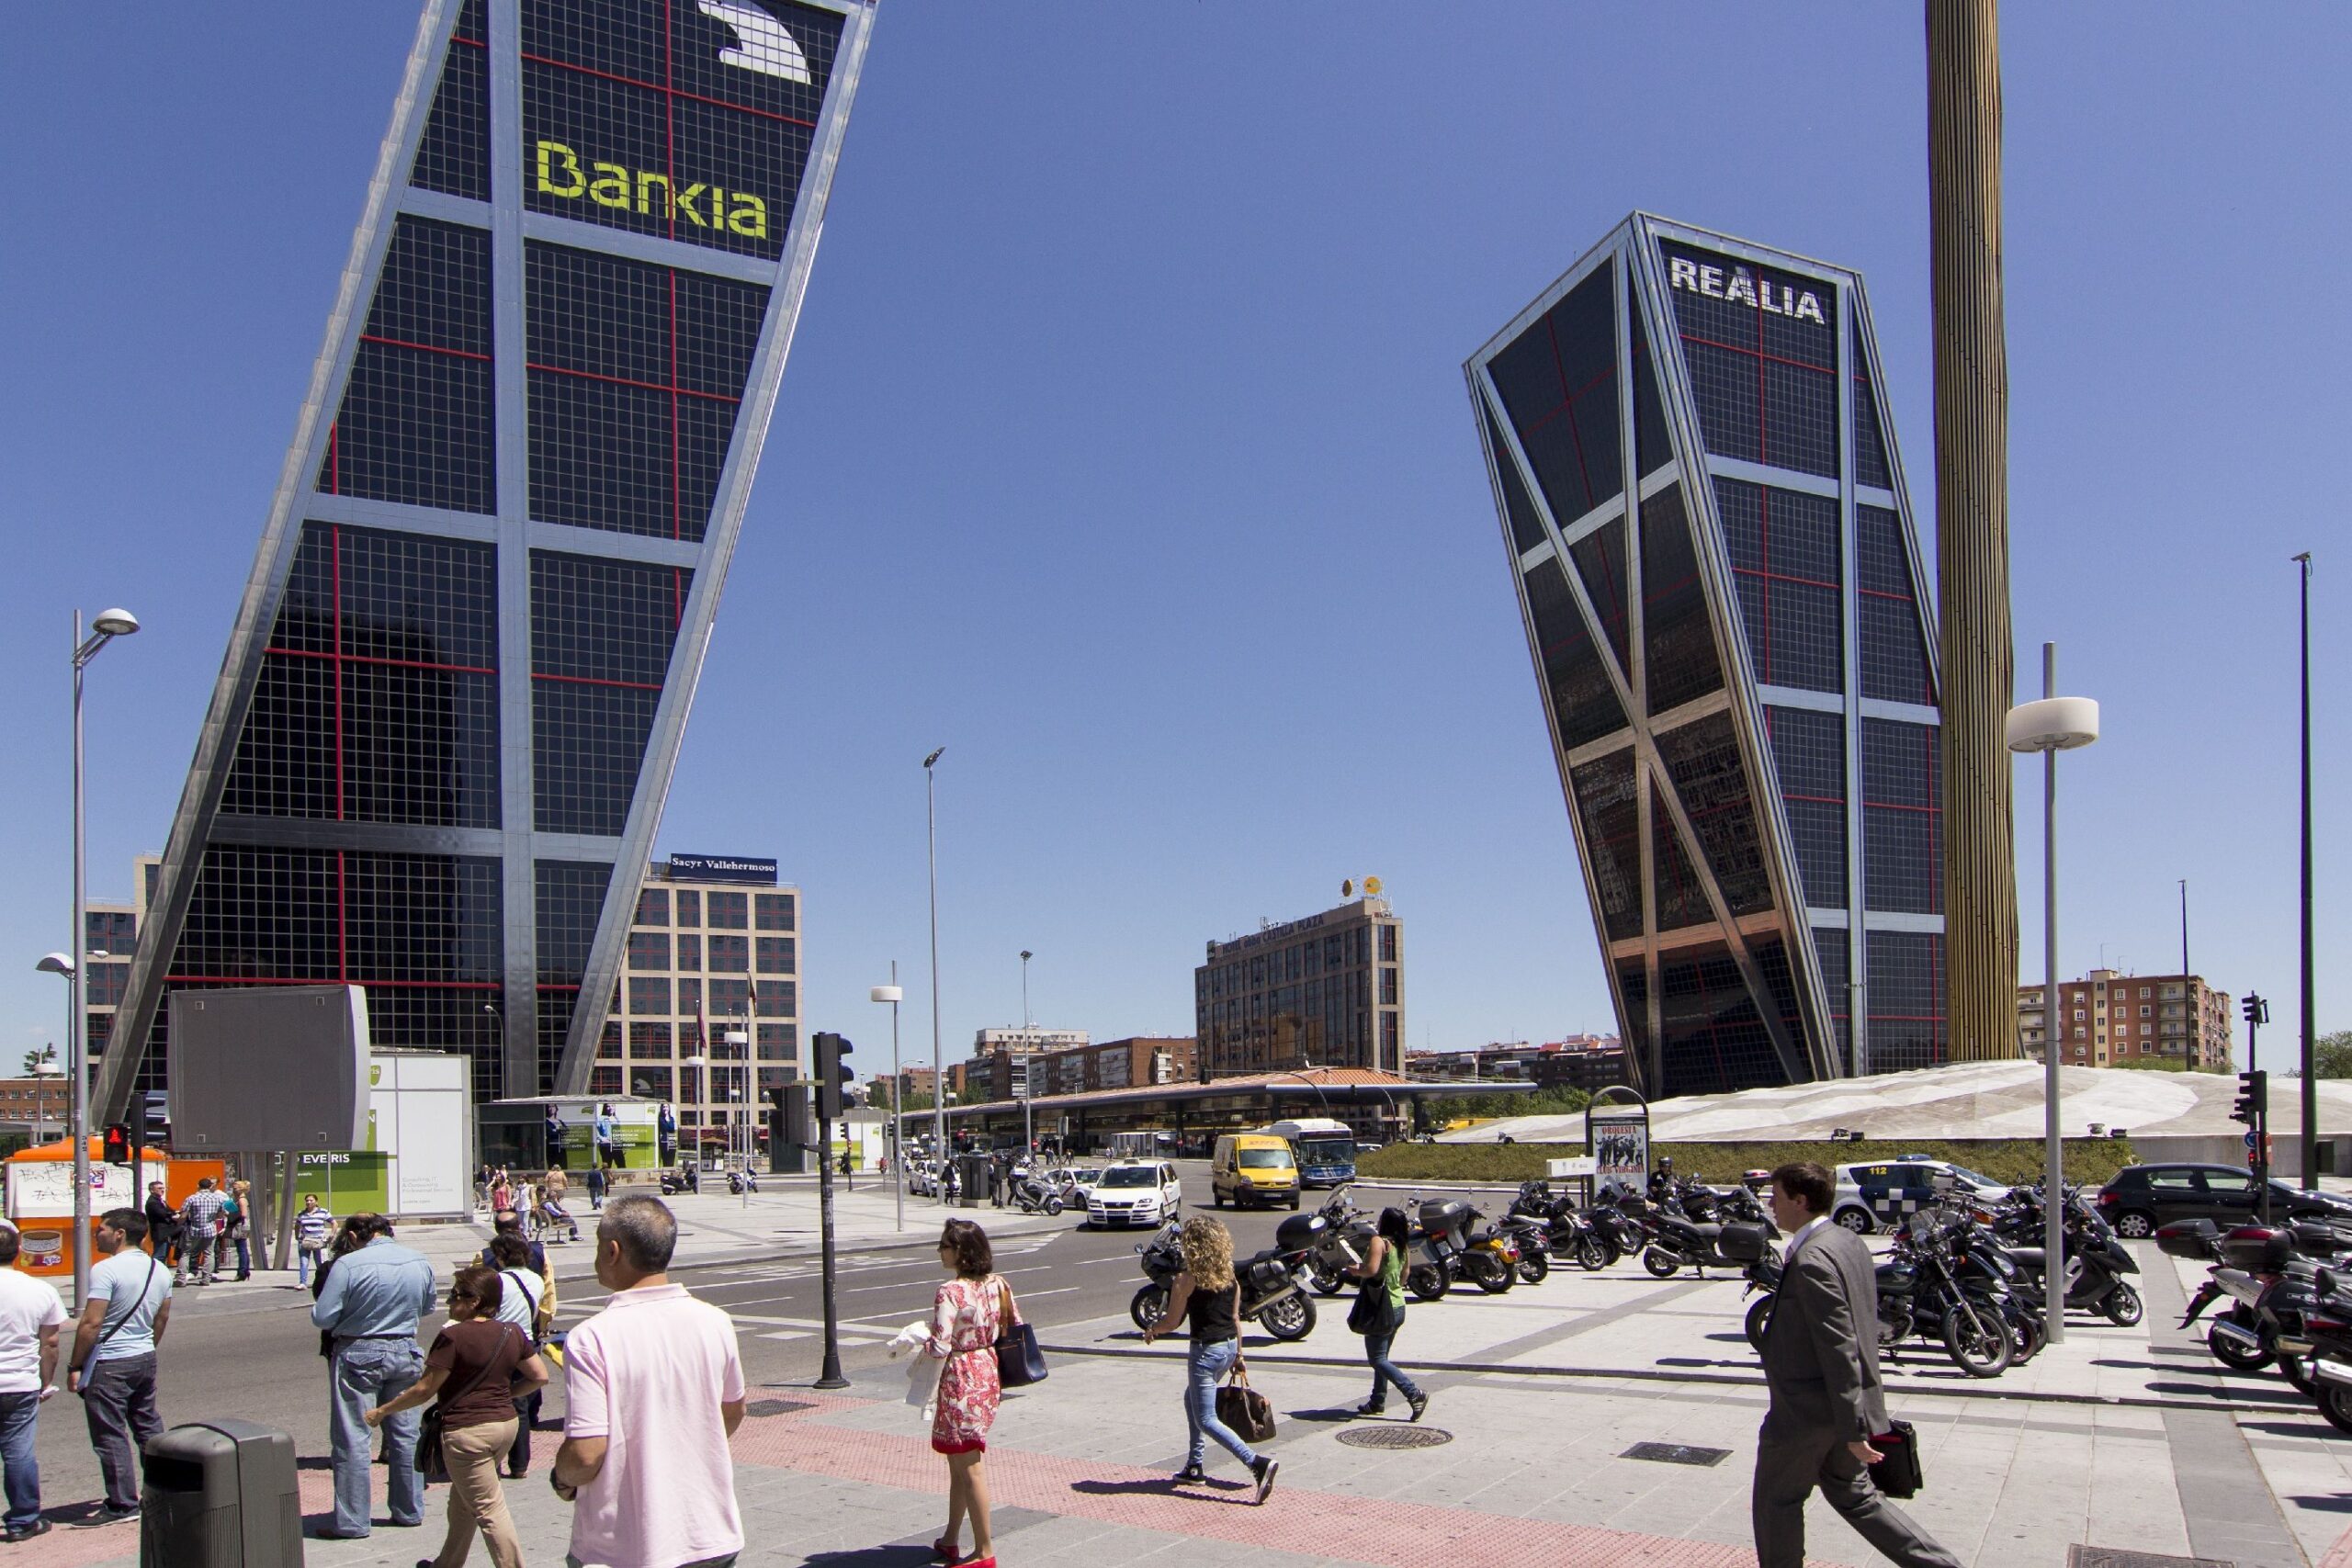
[{"left": 1928, "top": 0, "right": 2018, "bottom": 1061}]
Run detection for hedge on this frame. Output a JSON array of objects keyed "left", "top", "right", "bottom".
[{"left": 1354, "top": 1137, "right": 2140, "bottom": 1188}]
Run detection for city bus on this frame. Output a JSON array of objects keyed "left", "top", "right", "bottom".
[{"left": 1266, "top": 1117, "right": 1357, "bottom": 1188}]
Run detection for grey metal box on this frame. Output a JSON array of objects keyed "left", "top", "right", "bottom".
[{"left": 167, "top": 986, "right": 369, "bottom": 1151}]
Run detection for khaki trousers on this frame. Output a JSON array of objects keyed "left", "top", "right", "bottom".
[{"left": 435, "top": 1416, "right": 523, "bottom": 1568}]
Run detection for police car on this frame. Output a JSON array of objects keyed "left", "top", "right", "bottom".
[{"left": 1830, "top": 1157, "right": 2011, "bottom": 1235}]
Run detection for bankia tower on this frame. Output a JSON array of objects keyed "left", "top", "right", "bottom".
[
  {"left": 1466, "top": 216, "right": 1946, "bottom": 1098},
  {"left": 96, "top": 0, "right": 873, "bottom": 1122}
]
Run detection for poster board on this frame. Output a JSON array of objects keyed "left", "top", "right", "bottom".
[{"left": 1586, "top": 1088, "right": 1651, "bottom": 1201}]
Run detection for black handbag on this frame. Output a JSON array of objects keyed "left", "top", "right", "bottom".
[
  {"left": 992, "top": 1279, "right": 1047, "bottom": 1387},
  {"left": 1347, "top": 1286, "right": 1399, "bottom": 1336},
  {"left": 1867, "top": 1420, "right": 1923, "bottom": 1499}
]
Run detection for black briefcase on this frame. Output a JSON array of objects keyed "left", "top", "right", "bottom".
[{"left": 1867, "top": 1420, "right": 1923, "bottom": 1498}]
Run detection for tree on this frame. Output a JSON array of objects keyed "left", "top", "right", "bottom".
[
  {"left": 18, "top": 1045, "right": 55, "bottom": 1077},
  {"left": 2311, "top": 1031, "right": 2352, "bottom": 1080}
]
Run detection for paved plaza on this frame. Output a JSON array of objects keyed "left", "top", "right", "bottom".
[{"left": 15, "top": 1186, "right": 2352, "bottom": 1568}]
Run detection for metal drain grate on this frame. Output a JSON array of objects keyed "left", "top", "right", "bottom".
[
  {"left": 2067, "top": 1551, "right": 2236, "bottom": 1568},
  {"left": 744, "top": 1399, "right": 816, "bottom": 1417},
  {"left": 1337, "top": 1426, "right": 1454, "bottom": 1450},
  {"left": 1621, "top": 1441, "right": 1731, "bottom": 1467}
]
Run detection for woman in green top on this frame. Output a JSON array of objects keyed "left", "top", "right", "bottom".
[{"left": 1345, "top": 1207, "right": 1428, "bottom": 1420}]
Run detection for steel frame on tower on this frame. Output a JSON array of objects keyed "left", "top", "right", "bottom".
[
  {"left": 96, "top": 0, "right": 874, "bottom": 1122},
  {"left": 1466, "top": 214, "right": 1948, "bottom": 1098}
]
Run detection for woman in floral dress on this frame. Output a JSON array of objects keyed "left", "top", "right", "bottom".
[{"left": 925, "top": 1219, "right": 1008, "bottom": 1567}]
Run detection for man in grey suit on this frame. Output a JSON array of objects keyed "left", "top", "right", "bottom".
[{"left": 1754, "top": 1161, "right": 1961, "bottom": 1568}]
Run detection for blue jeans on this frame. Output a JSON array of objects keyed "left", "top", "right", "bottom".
[
  {"left": 298, "top": 1246, "right": 323, "bottom": 1287},
  {"left": 1365, "top": 1322, "right": 1420, "bottom": 1405},
  {"left": 0, "top": 1393, "right": 40, "bottom": 1529},
  {"left": 329, "top": 1338, "right": 424, "bottom": 1535},
  {"left": 1183, "top": 1339, "right": 1257, "bottom": 1470}
]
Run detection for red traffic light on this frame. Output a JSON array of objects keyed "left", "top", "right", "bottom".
[{"left": 101, "top": 1123, "right": 132, "bottom": 1166}]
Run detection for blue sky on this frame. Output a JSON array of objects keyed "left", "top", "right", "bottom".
[{"left": 0, "top": 5, "right": 2342, "bottom": 1075}]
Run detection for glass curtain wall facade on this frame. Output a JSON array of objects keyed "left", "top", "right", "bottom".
[
  {"left": 96, "top": 0, "right": 872, "bottom": 1122},
  {"left": 1466, "top": 215, "right": 1944, "bottom": 1098}
]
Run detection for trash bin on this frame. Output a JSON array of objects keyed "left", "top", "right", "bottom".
[
  {"left": 140, "top": 1418, "right": 301, "bottom": 1568},
  {"left": 957, "top": 1154, "right": 989, "bottom": 1209}
]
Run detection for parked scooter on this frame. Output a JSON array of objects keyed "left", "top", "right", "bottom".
[
  {"left": 727, "top": 1168, "right": 760, "bottom": 1195},
  {"left": 1010, "top": 1174, "right": 1066, "bottom": 1217},
  {"left": 1403, "top": 1196, "right": 1516, "bottom": 1299},
  {"left": 1128, "top": 1219, "right": 1317, "bottom": 1340},
  {"left": 1989, "top": 1187, "right": 2141, "bottom": 1326}
]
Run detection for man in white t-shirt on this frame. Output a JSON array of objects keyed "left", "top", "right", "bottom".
[
  {"left": 553, "top": 1196, "right": 745, "bottom": 1568},
  {"left": 0, "top": 1227, "right": 65, "bottom": 1541}
]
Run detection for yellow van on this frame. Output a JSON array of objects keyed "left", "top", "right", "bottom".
[{"left": 1211, "top": 1134, "right": 1301, "bottom": 1210}]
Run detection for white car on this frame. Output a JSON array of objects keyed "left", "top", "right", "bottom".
[{"left": 1087, "top": 1161, "right": 1182, "bottom": 1229}]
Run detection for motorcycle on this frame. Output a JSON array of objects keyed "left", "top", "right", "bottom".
[
  {"left": 1508, "top": 1181, "right": 1613, "bottom": 1271},
  {"left": 1498, "top": 1213, "right": 1553, "bottom": 1284},
  {"left": 1640, "top": 1203, "right": 1774, "bottom": 1280},
  {"left": 1009, "top": 1174, "right": 1066, "bottom": 1217},
  {"left": 726, "top": 1168, "right": 759, "bottom": 1195},
  {"left": 1299, "top": 1190, "right": 1375, "bottom": 1297},
  {"left": 660, "top": 1168, "right": 692, "bottom": 1196},
  {"left": 1990, "top": 1187, "right": 2143, "bottom": 1327},
  {"left": 2176, "top": 1221, "right": 2340, "bottom": 1394},
  {"left": 1743, "top": 1213, "right": 2013, "bottom": 1377},
  {"left": 1404, "top": 1197, "right": 1515, "bottom": 1299},
  {"left": 1128, "top": 1219, "right": 1317, "bottom": 1341}
]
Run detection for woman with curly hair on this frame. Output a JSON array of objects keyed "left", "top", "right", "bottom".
[
  {"left": 923, "top": 1219, "right": 1014, "bottom": 1567},
  {"left": 1144, "top": 1214, "right": 1277, "bottom": 1502}
]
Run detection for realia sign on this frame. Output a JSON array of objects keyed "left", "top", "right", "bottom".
[{"left": 1667, "top": 255, "right": 1827, "bottom": 325}]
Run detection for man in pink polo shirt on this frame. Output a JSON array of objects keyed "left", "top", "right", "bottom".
[{"left": 552, "top": 1196, "right": 746, "bottom": 1568}]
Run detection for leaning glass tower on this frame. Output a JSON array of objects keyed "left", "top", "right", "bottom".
[
  {"left": 1467, "top": 215, "right": 1945, "bottom": 1098},
  {"left": 96, "top": 0, "right": 873, "bottom": 1122}
]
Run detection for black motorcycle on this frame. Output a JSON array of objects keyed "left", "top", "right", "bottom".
[
  {"left": 1641, "top": 1202, "right": 1774, "bottom": 1280},
  {"left": 1509, "top": 1181, "right": 1613, "bottom": 1271},
  {"left": 1301, "top": 1190, "right": 1376, "bottom": 1296},
  {"left": 1991, "top": 1189, "right": 2142, "bottom": 1326},
  {"left": 1744, "top": 1213, "right": 2012, "bottom": 1377},
  {"left": 1128, "top": 1218, "right": 1317, "bottom": 1340}
]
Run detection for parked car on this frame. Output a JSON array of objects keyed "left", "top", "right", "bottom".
[
  {"left": 2097, "top": 1163, "right": 2352, "bottom": 1237},
  {"left": 1086, "top": 1161, "right": 1182, "bottom": 1228},
  {"left": 1830, "top": 1158, "right": 2012, "bottom": 1235}
]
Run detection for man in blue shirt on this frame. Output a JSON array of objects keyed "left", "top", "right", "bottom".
[
  {"left": 70, "top": 1208, "right": 169, "bottom": 1524},
  {"left": 309, "top": 1213, "right": 436, "bottom": 1539}
]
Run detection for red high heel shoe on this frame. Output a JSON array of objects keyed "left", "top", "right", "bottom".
[
  {"left": 957, "top": 1558, "right": 997, "bottom": 1568},
  {"left": 931, "top": 1540, "right": 956, "bottom": 1563}
]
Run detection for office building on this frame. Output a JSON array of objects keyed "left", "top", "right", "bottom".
[
  {"left": 606, "top": 855, "right": 799, "bottom": 1140},
  {"left": 974, "top": 1036, "right": 1197, "bottom": 1103},
  {"left": 97, "top": 0, "right": 875, "bottom": 1122},
  {"left": 1195, "top": 897, "right": 1404, "bottom": 1077},
  {"left": 1467, "top": 215, "right": 1946, "bottom": 1098},
  {"left": 966, "top": 1028, "right": 1088, "bottom": 1104},
  {"left": 2018, "top": 970, "right": 2233, "bottom": 1073}
]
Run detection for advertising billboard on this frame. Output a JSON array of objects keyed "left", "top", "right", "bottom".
[{"left": 668, "top": 854, "right": 779, "bottom": 886}]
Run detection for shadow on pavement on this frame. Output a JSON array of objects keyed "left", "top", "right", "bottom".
[
  {"left": 805, "top": 1549, "right": 937, "bottom": 1567},
  {"left": 1070, "top": 1476, "right": 1255, "bottom": 1506}
]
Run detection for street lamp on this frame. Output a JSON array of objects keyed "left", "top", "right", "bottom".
[
  {"left": 871, "top": 973, "right": 904, "bottom": 1232},
  {"left": 2007, "top": 640, "right": 2099, "bottom": 1348},
  {"left": 2294, "top": 552, "right": 2315, "bottom": 1189},
  {"left": 1017, "top": 951, "right": 1035, "bottom": 1155},
  {"left": 924, "top": 747, "right": 946, "bottom": 1201},
  {"left": 61, "top": 606, "right": 139, "bottom": 1312}
]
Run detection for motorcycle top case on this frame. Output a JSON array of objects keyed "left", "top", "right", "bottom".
[
  {"left": 2219, "top": 1226, "right": 2292, "bottom": 1273},
  {"left": 1275, "top": 1213, "right": 1327, "bottom": 1252},
  {"left": 2154, "top": 1219, "right": 2220, "bottom": 1260},
  {"left": 1716, "top": 1223, "right": 1771, "bottom": 1263},
  {"left": 2290, "top": 1221, "right": 2352, "bottom": 1258}
]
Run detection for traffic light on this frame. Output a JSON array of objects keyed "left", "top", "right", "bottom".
[
  {"left": 813, "top": 1032, "right": 855, "bottom": 1121},
  {"left": 2243, "top": 993, "right": 2270, "bottom": 1030},
  {"left": 101, "top": 1123, "right": 131, "bottom": 1167},
  {"left": 140, "top": 1090, "right": 170, "bottom": 1150},
  {"left": 2234, "top": 1069, "right": 2268, "bottom": 1127}
]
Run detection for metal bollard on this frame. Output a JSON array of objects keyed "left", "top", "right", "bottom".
[{"left": 140, "top": 1419, "right": 302, "bottom": 1568}]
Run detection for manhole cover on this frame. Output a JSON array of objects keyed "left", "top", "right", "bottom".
[
  {"left": 1621, "top": 1441, "right": 1732, "bottom": 1467},
  {"left": 2068, "top": 1551, "right": 2236, "bottom": 1568},
  {"left": 1336, "top": 1426, "right": 1454, "bottom": 1450},
  {"left": 744, "top": 1399, "right": 815, "bottom": 1417}
]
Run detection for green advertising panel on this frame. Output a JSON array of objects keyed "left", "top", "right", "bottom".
[{"left": 294, "top": 1152, "right": 392, "bottom": 1214}]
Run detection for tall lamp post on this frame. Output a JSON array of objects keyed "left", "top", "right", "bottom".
[
  {"left": 61, "top": 605, "right": 139, "bottom": 1312},
  {"left": 2007, "top": 641, "right": 2099, "bottom": 1348},
  {"left": 2295, "top": 552, "right": 2315, "bottom": 1188},
  {"left": 1017, "top": 950, "right": 1035, "bottom": 1154},
  {"left": 924, "top": 747, "right": 946, "bottom": 1199},
  {"left": 870, "top": 968, "right": 904, "bottom": 1232}
]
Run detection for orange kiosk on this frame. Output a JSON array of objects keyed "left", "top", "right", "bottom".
[{"left": 4, "top": 1138, "right": 224, "bottom": 1279}]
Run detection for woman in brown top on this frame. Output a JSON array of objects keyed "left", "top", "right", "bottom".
[{"left": 368, "top": 1264, "right": 548, "bottom": 1568}]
